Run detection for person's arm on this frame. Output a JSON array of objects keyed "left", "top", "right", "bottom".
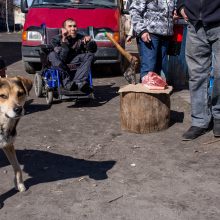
[
  {"left": 176, "top": 0, "right": 184, "bottom": 15},
  {"left": 129, "top": 0, "right": 151, "bottom": 43},
  {"left": 126, "top": 23, "right": 134, "bottom": 44},
  {"left": 129, "top": 0, "right": 147, "bottom": 36},
  {"left": 50, "top": 34, "right": 70, "bottom": 63},
  {"left": 80, "top": 34, "right": 97, "bottom": 53},
  {"left": 176, "top": 0, "right": 188, "bottom": 22},
  {"left": 50, "top": 35, "right": 61, "bottom": 48},
  {"left": 59, "top": 43, "right": 70, "bottom": 63},
  {"left": 127, "top": 22, "right": 133, "bottom": 37},
  {"left": 82, "top": 35, "right": 91, "bottom": 44},
  {"left": 76, "top": 34, "right": 89, "bottom": 51}
]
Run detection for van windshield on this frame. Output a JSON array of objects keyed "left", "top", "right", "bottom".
[{"left": 32, "top": 0, "right": 117, "bottom": 8}]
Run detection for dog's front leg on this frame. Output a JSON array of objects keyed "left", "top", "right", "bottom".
[{"left": 3, "top": 144, "right": 26, "bottom": 192}]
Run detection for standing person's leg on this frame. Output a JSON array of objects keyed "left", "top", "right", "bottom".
[
  {"left": 183, "top": 23, "right": 212, "bottom": 140},
  {"left": 156, "top": 36, "right": 169, "bottom": 81},
  {"left": 209, "top": 26, "right": 220, "bottom": 136},
  {"left": 138, "top": 34, "right": 160, "bottom": 81}
]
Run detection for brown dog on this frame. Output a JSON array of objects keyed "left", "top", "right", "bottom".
[{"left": 0, "top": 76, "right": 32, "bottom": 194}]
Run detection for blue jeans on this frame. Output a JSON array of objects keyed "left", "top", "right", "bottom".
[
  {"left": 186, "top": 23, "right": 220, "bottom": 128},
  {"left": 138, "top": 34, "right": 169, "bottom": 80}
]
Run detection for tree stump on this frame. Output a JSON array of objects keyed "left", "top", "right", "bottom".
[{"left": 119, "top": 84, "right": 172, "bottom": 134}]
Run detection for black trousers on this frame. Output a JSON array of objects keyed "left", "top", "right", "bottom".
[{"left": 48, "top": 51, "right": 94, "bottom": 89}]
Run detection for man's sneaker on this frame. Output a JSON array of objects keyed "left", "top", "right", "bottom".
[
  {"left": 213, "top": 119, "right": 220, "bottom": 137},
  {"left": 182, "top": 126, "right": 209, "bottom": 141}
]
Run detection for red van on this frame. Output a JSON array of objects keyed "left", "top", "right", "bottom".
[{"left": 20, "top": 0, "right": 127, "bottom": 74}]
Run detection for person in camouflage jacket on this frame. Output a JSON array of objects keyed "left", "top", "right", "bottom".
[{"left": 129, "top": 0, "right": 175, "bottom": 81}]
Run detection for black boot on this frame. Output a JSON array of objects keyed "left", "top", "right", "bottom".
[{"left": 182, "top": 126, "right": 209, "bottom": 141}]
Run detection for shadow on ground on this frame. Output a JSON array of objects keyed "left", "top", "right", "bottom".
[
  {"left": 68, "top": 84, "right": 120, "bottom": 108},
  {"left": 24, "top": 84, "right": 119, "bottom": 113},
  {"left": 24, "top": 99, "right": 52, "bottom": 115},
  {"left": 0, "top": 149, "right": 116, "bottom": 208},
  {"left": 169, "top": 110, "right": 184, "bottom": 127}
]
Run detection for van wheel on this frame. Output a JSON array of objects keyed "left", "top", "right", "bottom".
[
  {"left": 34, "top": 73, "right": 43, "bottom": 97},
  {"left": 24, "top": 62, "right": 41, "bottom": 74},
  {"left": 46, "top": 90, "right": 53, "bottom": 106}
]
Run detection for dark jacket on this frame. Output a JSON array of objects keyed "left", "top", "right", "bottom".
[
  {"left": 177, "top": 0, "right": 220, "bottom": 27},
  {"left": 50, "top": 33, "right": 86, "bottom": 63}
]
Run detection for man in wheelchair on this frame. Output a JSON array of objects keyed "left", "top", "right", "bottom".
[{"left": 48, "top": 18, "right": 97, "bottom": 93}]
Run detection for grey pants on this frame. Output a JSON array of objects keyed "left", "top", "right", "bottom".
[
  {"left": 48, "top": 51, "right": 94, "bottom": 87},
  {"left": 186, "top": 23, "right": 220, "bottom": 128}
]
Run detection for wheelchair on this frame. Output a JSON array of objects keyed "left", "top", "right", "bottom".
[{"left": 34, "top": 29, "right": 94, "bottom": 106}]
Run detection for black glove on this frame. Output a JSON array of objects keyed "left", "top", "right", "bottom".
[{"left": 85, "top": 40, "right": 97, "bottom": 53}]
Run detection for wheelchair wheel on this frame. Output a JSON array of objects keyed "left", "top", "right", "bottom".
[
  {"left": 46, "top": 90, "right": 53, "bottom": 105},
  {"left": 34, "top": 73, "right": 43, "bottom": 97}
]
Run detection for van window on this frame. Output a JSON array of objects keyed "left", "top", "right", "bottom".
[{"left": 32, "top": 0, "right": 117, "bottom": 7}]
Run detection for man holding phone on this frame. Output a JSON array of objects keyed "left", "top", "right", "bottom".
[{"left": 49, "top": 18, "right": 97, "bottom": 92}]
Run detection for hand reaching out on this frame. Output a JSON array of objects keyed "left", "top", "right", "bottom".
[
  {"left": 173, "top": 10, "right": 180, "bottom": 20},
  {"left": 180, "top": 8, "right": 188, "bottom": 22},
  {"left": 126, "top": 35, "right": 133, "bottom": 44},
  {"left": 83, "top": 36, "right": 91, "bottom": 44}
]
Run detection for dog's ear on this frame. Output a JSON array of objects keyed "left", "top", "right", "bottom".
[{"left": 16, "top": 76, "right": 33, "bottom": 95}]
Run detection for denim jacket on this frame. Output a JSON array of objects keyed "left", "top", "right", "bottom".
[{"left": 129, "top": 0, "right": 175, "bottom": 37}]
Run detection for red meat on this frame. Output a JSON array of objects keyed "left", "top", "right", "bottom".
[{"left": 142, "top": 72, "right": 168, "bottom": 90}]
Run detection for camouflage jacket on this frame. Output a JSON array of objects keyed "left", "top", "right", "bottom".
[{"left": 129, "top": 0, "right": 175, "bottom": 37}]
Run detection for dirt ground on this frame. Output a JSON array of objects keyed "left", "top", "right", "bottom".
[{"left": 1, "top": 33, "right": 220, "bottom": 220}]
